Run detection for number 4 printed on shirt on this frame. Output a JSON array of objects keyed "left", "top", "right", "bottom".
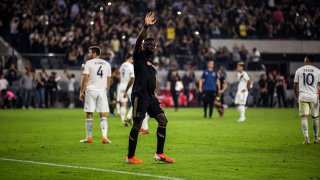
[{"left": 97, "top": 66, "right": 103, "bottom": 78}]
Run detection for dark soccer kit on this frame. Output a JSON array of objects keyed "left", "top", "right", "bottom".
[{"left": 131, "top": 50, "right": 164, "bottom": 121}]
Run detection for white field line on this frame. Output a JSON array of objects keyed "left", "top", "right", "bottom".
[{"left": 0, "top": 157, "right": 184, "bottom": 180}]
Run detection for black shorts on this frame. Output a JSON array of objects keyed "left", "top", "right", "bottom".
[{"left": 131, "top": 93, "right": 164, "bottom": 120}]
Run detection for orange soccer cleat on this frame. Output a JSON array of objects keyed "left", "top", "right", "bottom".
[
  {"left": 126, "top": 156, "right": 144, "bottom": 164},
  {"left": 102, "top": 137, "right": 112, "bottom": 144},
  {"left": 154, "top": 153, "right": 175, "bottom": 163},
  {"left": 139, "top": 129, "right": 150, "bottom": 135},
  {"left": 80, "top": 138, "right": 93, "bottom": 143}
]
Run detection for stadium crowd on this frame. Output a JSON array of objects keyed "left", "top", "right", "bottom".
[{"left": 0, "top": 0, "right": 320, "bottom": 69}]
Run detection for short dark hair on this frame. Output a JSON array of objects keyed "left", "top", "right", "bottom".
[
  {"left": 89, "top": 46, "right": 101, "bottom": 56},
  {"left": 305, "top": 55, "right": 315, "bottom": 63},
  {"left": 126, "top": 53, "right": 133, "bottom": 60},
  {"left": 71, "top": 74, "right": 75, "bottom": 78}
]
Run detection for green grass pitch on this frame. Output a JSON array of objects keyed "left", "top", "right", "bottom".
[{"left": 0, "top": 108, "right": 319, "bottom": 179}]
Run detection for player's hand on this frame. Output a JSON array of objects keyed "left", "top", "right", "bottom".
[
  {"left": 123, "top": 92, "right": 127, "bottom": 99},
  {"left": 199, "top": 88, "right": 203, "bottom": 93},
  {"left": 218, "top": 90, "right": 222, "bottom": 96},
  {"left": 145, "top": 12, "right": 156, "bottom": 26},
  {"left": 79, "top": 92, "right": 85, "bottom": 102}
]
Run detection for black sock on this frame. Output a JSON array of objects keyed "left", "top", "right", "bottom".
[
  {"left": 156, "top": 126, "right": 166, "bottom": 154},
  {"left": 128, "top": 128, "right": 139, "bottom": 158}
]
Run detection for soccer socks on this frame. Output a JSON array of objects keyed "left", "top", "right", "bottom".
[
  {"left": 100, "top": 117, "right": 108, "bottom": 138},
  {"left": 120, "top": 106, "right": 127, "bottom": 124},
  {"left": 141, "top": 116, "right": 149, "bottom": 130},
  {"left": 313, "top": 117, "right": 319, "bottom": 139},
  {"left": 127, "top": 107, "right": 133, "bottom": 120},
  {"left": 301, "top": 117, "right": 309, "bottom": 139},
  {"left": 156, "top": 125, "right": 166, "bottom": 154},
  {"left": 86, "top": 119, "right": 93, "bottom": 139},
  {"left": 237, "top": 105, "right": 245, "bottom": 120},
  {"left": 128, "top": 128, "right": 139, "bottom": 158}
]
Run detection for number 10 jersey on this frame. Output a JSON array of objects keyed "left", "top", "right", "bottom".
[{"left": 294, "top": 65, "right": 320, "bottom": 103}]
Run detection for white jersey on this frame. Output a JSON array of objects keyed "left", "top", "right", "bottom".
[
  {"left": 83, "top": 58, "right": 111, "bottom": 91},
  {"left": 119, "top": 61, "right": 134, "bottom": 86},
  {"left": 294, "top": 65, "right": 320, "bottom": 103},
  {"left": 237, "top": 71, "right": 250, "bottom": 91}
]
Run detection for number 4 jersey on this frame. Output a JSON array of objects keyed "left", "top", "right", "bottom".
[
  {"left": 294, "top": 65, "right": 320, "bottom": 103},
  {"left": 83, "top": 58, "right": 111, "bottom": 91}
]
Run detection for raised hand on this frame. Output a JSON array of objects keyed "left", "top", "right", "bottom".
[{"left": 145, "top": 12, "right": 156, "bottom": 26}]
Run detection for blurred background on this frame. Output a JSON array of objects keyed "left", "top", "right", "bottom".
[{"left": 0, "top": 0, "right": 319, "bottom": 109}]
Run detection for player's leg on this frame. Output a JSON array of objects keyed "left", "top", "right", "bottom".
[
  {"left": 148, "top": 97, "right": 175, "bottom": 163},
  {"left": 80, "top": 91, "right": 96, "bottom": 143},
  {"left": 310, "top": 102, "right": 319, "bottom": 143},
  {"left": 140, "top": 114, "right": 149, "bottom": 134},
  {"left": 299, "top": 102, "right": 310, "bottom": 144},
  {"left": 97, "top": 91, "right": 111, "bottom": 143},
  {"left": 203, "top": 91, "right": 208, "bottom": 118},
  {"left": 126, "top": 94, "right": 146, "bottom": 164},
  {"left": 208, "top": 91, "right": 216, "bottom": 119},
  {"left": 235, "top": 91, "right": 246, "bottom": 122}
]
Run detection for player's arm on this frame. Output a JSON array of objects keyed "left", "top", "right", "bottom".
[
  {"left": 217, "top": 79, "right": 221, "bottom": 95},
  {"left": 106, "top": 77, "right": 111, "bottom": 92},
  {"left": 133, "top": 12, "right": 156, "bottom": 54},
  {"left": 294, "top": 82, "right": 299, "bottom": 99},
  {"left": 221, "top": 80, "right": 228, "bottom": 93},
  {"left": 123, "top": 77, "right": 134, "bottom": 98},
  {"left": 246, "top": 79, "right": 253, "bottom": 90},
  {"left": 155, "top": 75, "right": 159, "bottom": 97},
  {"left": 199, "top": 79, "right": 203, "bottom": 93},
  {"left": 79, "top": 74, "right": 89, "bottom": 101}
]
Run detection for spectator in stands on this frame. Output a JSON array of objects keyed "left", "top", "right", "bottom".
[
  {"left": 167, "top": 69, "right": 182, "bottom": 111},
  {"left": 267, "top": 73, "right": 276, "bottom": 108},
  {"left": 257, "top": 74, "right": 268, "bottom": 107},
  {"left": 0, "top": 73, "right": 8, "bottom": 91},
  {"left": 276, "top": 75, "right": 287, "bottom": 108},
  {"left": 6, "top": 63, "right": 18, "bottom": 86},
  {"left": 251, "top": 48, "right": 261, "bottom": 62},
  {"left": 20, "top": 69, "right": 34, "bottom": 109},
  {"left": 182, "top": 67, "right": 195, "bottom": 107},
  {"left": 45, "top": 72, "right": 60, "bottom": 108},
  {"left": 286, "top": 74, "right": 295, "bottom": 107},
  {"left": 64, "top": 70, "right": 75, "bottom": 108},
  {"left": 35, "top": 72, "right": 46, "bottom": 108}
]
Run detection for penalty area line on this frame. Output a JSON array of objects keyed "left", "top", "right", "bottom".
[{"left": 0, "top": 157, "right": 183, "bottom": 180}]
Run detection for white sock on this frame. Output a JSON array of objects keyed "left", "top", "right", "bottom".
[
  {"left": 313, "top": 117, "right": 319, "bottom": 139},
  {"left": 116, "top": 103, "right": 120, "bottom": 115},
  {"left": 126, "top": 106, "right": 133, "bottom": 120},
  {"left": 120, "top": 106, "right": 126, "bottom": 123},
  {"left": 237, "top": 105, "right": 245, "bottom": 119},
  {"left": 301, "top": 117, "right": 309, "bottom": 139},
  {"left": 141, "top": 115, "right": 149, "bottom": 130},
  {"left": 86, "top": 119, "right": 93, "bottom": 139},
  {"left": 100, "top": 117, "right": 108, "bottom": 138}
]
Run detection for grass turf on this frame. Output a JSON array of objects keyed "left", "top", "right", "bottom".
[{"left": 0, "top": 108, "right": 319, "bottom": 179}]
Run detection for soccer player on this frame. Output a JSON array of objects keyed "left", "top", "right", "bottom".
[
  {"left": 294, "top": 55, "right": 320, "bottom": 144},
  {"left": 119, "top": 54, "right": 135, "bottom": 126},
  {"left": 199, "top": 60, "right": 221, "bottom": 119},
  {"left": 235, "top": 62, "right": 252, "bottom": 123},
  {"left": 126, "top": 12, "right": 175, "bottom": 164},
  {"left": 79, "top": 46, "right": 112, "bottom": 144}
]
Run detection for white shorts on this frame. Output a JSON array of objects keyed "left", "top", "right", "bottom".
[
  {"left": 235, "top": 91, "right": 248, "bottom": 105},
  {"left": 117, "top": 84, "right": 131, "bottom": 103},
  {"left": 84, "top": 90, "right": 109, "bottom": 113},
  {"left": 299, "top": 100, "right": 319, "bottom": 117}
]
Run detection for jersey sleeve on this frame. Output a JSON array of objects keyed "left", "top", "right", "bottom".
[
  {"left": 107, "top": 63, "right": 111, "bottom": 77},
  {"left": 294, "top": 70, "right": 299, "bottom": 83},
  {"left": 83, "top": 62, "right": 89, "bottom": 75},
  {"left": 129, "top": 66, "right": 135, "bottom": 78},
  {"left": 244, "top": 72, "right": 250, "bottom": 81}
]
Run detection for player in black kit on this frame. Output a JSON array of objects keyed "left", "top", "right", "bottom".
[{"left": 126, "top": 12, "right": 175, "bottom": 164}]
